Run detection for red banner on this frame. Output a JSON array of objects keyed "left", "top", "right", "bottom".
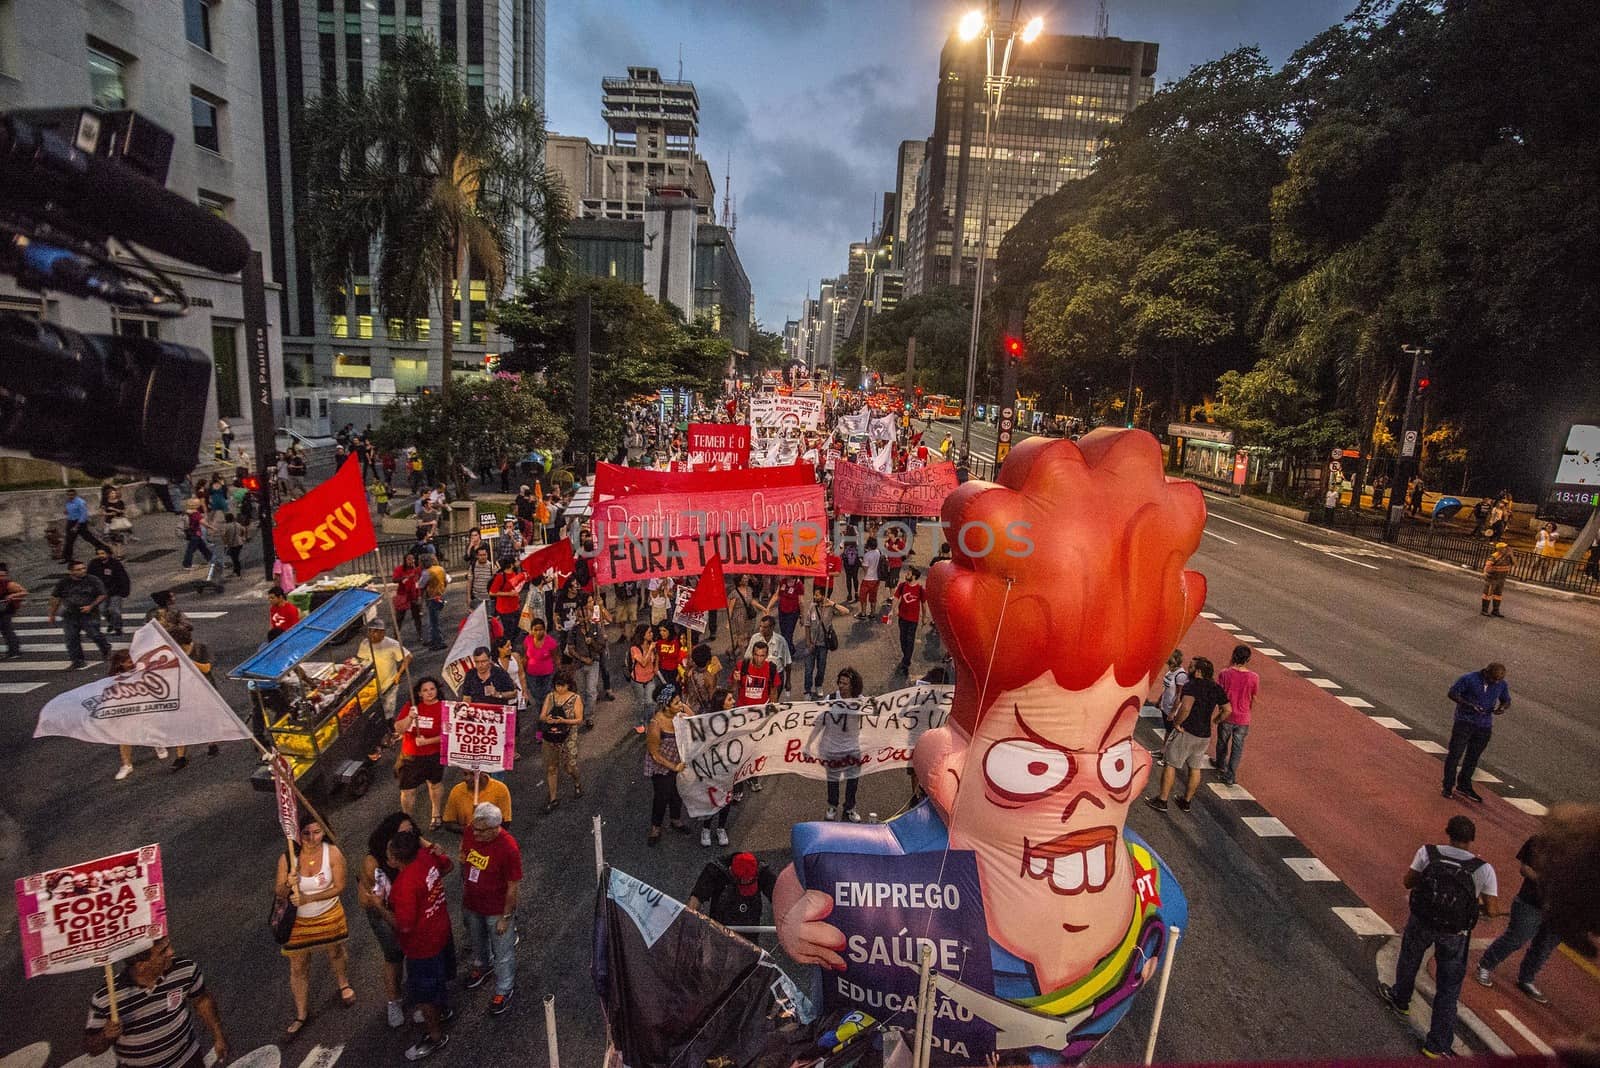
[
  {"left": 271, "top": 455, "right": 377, "bottom": 582},
  {"left": 686, "top": 423, "right": 751, "bottom": 469},
  {"left": 520, "top": 538, "right": 576, "bottom": 583},
  {"left": 832, "top": 460, "right": 960, "bottom": 517},
  {"left": 591, "top": 483, "right": 828, "bottom": 583},
  {"left": 593, "top": 461, "right": 813, "bottom": 499}
]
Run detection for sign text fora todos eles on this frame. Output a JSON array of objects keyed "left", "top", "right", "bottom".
[
  {"left": 439, "top": 701, "right": 516, "bottom": 773},
  {"left": 15, "top": 845, "right": 167, "bottom": 978}
]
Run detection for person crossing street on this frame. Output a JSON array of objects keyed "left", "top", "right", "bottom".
[{"left": 1442, "top": 662, "right": 1509, "bottom": 802}]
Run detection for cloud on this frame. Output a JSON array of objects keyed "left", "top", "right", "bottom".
[{"left": 650, "top": 0, "right": 832, "bottom": 31}]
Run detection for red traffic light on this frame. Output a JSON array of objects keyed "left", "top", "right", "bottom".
[
  {"left": 240, "top": 475, "right": 260, "bottom": 492},
  {"left": 1416, "top": 377, "right": 1431, "bottom": 392},
  {"left": 914, "top": 386, "right": 923, "bottom": 396},
  {"left": 1004, "top": 335, "right": 1024, "bottom": 359}
]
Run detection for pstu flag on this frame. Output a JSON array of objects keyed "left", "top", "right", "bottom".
[
  {"left": 520, "top": 537, "right": 576, "bottom": 584},
  {"left": 271, "top": 454, "right": 377, "bottom": 583},
  {"left": 443, "top": 602, "right": 491, "bottom": 695},
  {"left": 35, "top": 621, "right": 253, "bottom": 748}
]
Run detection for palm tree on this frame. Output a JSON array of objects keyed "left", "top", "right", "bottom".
[{"left": 299, "top": 35, "right": 568, "bottom": 402}]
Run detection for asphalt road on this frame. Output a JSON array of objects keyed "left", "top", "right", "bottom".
[{"left": 5, "top": 485, "right": 1587, "bottom": 1067}]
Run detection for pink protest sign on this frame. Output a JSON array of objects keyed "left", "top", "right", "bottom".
[{"left": 15, "top": 844, "right": 167, "bottom": 978}]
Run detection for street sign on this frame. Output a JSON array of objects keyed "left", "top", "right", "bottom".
[
  {"left": 996, "top": 405, "right": 1015, "bottom": 463},
  {"left": 1401, "top": 430, "right": 1419, "bottom": 459}
]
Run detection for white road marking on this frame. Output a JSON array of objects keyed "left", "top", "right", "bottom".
[
  {"left": 1409, "top": 739, "right": 1447, "bottom": 754},
  {"left": 0, "top": 682, "right": 48, "bottom": 694},
  {"left": 1208, "top": 783, "right": 1255, "bottom": 801},
  {"left": 1337, "top": 695, "right": 1375, "bottom": 708},
  {"left": 11, "top": 612, "right": 227, "bottom": 623},
  {"left": 1291, "top": 539, "right": 1385, "bottom": 570},
  {"left": 1242, "top": 816, "right": 1293, "bottom": 837},
  {"left": 1326, "top": 552, "right": 1382, "bottom": 571},
  {"left": 1308, "top": 677, "right": 1340, "bottom": 689},
  {"left": 1256, "top": 648, "right": 1284, "bottom": 656},
  {"left": 1215, "top": 622, "right": 1240, "bottom": 631},
  {"left": 0, "top": 661, "right": 74, "bottom": 672},
  {"left": 1283, "top": 857, "right": 1339, "bottom": 882},
  {"left": 1370, "top": 716, "right": 1411, "bottom": 730},
  {"left": 1239, "top": 635, "right": 1263, "bottom": 643},
  {"left": 2, "top": 644, "right": 129, "bottom": 653},
  {"left": 1200, "top": 611, "right": 1220, "bottom": 620},
  {"left": 0, "top": 1041, "right": 50, "bottom": 1068},
  {"left": 1334, "top": 906, "right": 1394, "bottom": 936},
  {"left": 1279, "top": 662, "right": 1311, "bottom": 671},
  {"left": 1377, "top": 939, "right": 1476, "bottom": 1055},
  {"left": 1497, "top": 1010, "right": 1555, "bottom": 1055},
  {"left": 1202, "top": 529, "right": 1238, "bottom": 545},
  {"left": 1471, "top": 769, "right": 1502, "bottom": 784},
  {"left": 294, "top": 1043, "right": 344, "bottom": 1068},
  {"left": 1206, "top": 509, "right": 1287, "bottom": 540},
  {"left": 1506, "top": 798, "right": 1548, "bottom": 816},
  {"left": 1457, "top": 1004, "right": 1515, "bottom": 1055}
]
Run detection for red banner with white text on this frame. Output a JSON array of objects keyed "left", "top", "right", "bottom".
[
  {"left": 686, "top": 423, "right": 751, "bottom": 469},
  {"left": 593, "top": 461, "right": 813, "bottom": 500}
]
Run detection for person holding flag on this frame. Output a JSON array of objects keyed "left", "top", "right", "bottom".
[
  {"left": 488, "top": 558, "right": 527, "bottom": 639},
  {"left": 273, "top": 811, "right": 354, "bottom": 1035}
]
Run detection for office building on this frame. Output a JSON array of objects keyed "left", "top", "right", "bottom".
[
  {"left": 904, "top": 32, "right": 1157, "bottom": 296},
  {"left": 0, "top": 0, "right": 286, "bottom": 468},
  {"left": 891, "top": 140, "right": 925, "bottom": 270},
  {"left": 546, "top": 66, "right": 716, "bottom": 222},
  {"left": 258, "top": 0, "right": 549, "bottom": 392}
]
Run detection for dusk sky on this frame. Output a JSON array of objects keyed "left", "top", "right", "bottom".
[{"left": 543, "top": 0, "right": 1356, "bottom": 328}]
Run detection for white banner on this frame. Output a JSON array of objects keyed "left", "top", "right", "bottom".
[
  {"left": 34, "top": 622, "right": 253, "bottom": 748},
  {"left": 749, "top": 436, "right": 802, "bottom": 468},
  {"left": 443, "top": 602, "right": 491, "bottom": 694},
  {"left": 869, "top": 412, "right": 898, "bottom": 442},
  {"left": 672, "top": 585, "right": 708, "bottom": 633},
  {"left": 673, "top": 685, "right": 952, "bottom": 817},
  {"left": 750, "top": 394, "right": 823, "bottom": 431},
  {"left": 439, "top": 701, "right": 516, "bottom": 772},
  {"left": 838, "top": 411, "right": 870, "bottom": 437}
]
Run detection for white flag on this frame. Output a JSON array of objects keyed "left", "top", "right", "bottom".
[
  {"left": 442, "top": 602, "right": 491, "bottom": 695},
  {"left": 869, "top": 412, "right": 898, "bottom": 442},
  {"left": 34, "top": 621, "right": 253, "bottom": 747},
  {"left": 871, "top": 437, "right": 896, "bottom": 473},
  {"left": 839, "top": 411, "right": 869, "bottom": 436}
]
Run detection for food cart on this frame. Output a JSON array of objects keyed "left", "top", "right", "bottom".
[{"left": 233, "top": 587, "right": 394, "bottom": 801}]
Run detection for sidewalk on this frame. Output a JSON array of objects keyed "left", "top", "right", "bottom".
[{"left": 1178, "top": 616, "right": 1592, "bottom": 1055}]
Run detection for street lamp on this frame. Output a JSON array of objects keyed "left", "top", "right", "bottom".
[
  {"left": 859, "top": 245, "right": 886, "bottom": 377},
  {"left": 958, "top": 2, "right": 1042, "bottom": 456}
]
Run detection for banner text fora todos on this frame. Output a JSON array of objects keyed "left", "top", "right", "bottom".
[
  {"left": 673, "top": 685, "right": 952, "bottom": 818},
  {"left": 591, "top": 483, "right": 828, "bottom": 584},
  {"left": 440, "top": 701, "right": 516, "bottom": 773},
  {"left": 15, "top": 844, "right": 167, "bottom": 979}
]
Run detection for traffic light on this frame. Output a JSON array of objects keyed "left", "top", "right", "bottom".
[
  {"left": 1411, "top": 355, "right": 1432, "bottom": 401},
  {"left": 914, "top": 386, "right": 923, "bottom": 397},
  {"left": 240, "top": 474, "right": 260, "bottom": 492},
  {"left": 1004, "top": 335, "right": 1024, "bottom": 360}
]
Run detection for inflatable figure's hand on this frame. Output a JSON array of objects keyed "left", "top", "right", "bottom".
[{"left": 774, "top": 864, "right": 847, "bottom": 970}]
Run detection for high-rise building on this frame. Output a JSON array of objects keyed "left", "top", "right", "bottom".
[
  {"left": 904, "top": 32, "right": 1156, "bottom": 296},
  {"left": 0, "top": 0, "right": 287, "bottom": 465},
  {"left": 891, "top": 140, "right": 926, "bottom": 270},
  {"left": 259, "top": 0, "right": 549, "bottom": 392},
  {"left": 546, "top": 66, "right": 716, "bottom": 222}
]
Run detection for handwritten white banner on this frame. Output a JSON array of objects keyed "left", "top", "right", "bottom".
[{"left": 673, "top": 685, "right": 952, "bottom": 818}]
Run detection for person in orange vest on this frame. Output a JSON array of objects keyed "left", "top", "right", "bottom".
[{"left": 1481, "top": 542, "right": 1514, "bottom": 617}]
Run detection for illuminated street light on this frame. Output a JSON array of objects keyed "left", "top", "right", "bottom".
[
  {"left": 958, "top": 9, "right": 986, "bottom": 41},
  {"left": 1021, "top": 15, "right": 1044, "bottom": 43}
]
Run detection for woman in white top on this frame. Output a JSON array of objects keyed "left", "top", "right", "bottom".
[
  {"left": 495, "top": 633, "right": 528, "bottom": 712},
  {"left": 274, "top": 812, "right": 352, "bottom": 1035}
]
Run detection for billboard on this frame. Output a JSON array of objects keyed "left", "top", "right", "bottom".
[{"left": 1549, "top": 424, "right": 1600, "bottom": 507}]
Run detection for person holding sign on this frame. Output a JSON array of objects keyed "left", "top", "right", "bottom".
[
  {"left": 644, "top": 683, "right": 691, "bottom": 845},
  {"left": 461, "top": 647, "right": 517, "bottom": 706},
  {"left": 396, "top": 677, "right": 448, "bottom": 829},
  {"left": 84, "top": 937, "right": 228, "bottom": 1067},
  {"left": 443, "top": 770, "right": 513, "bottom": 831},
  {"left": 273, "top": 811, "right": 353, "bottom": 1035},
  {"left": 538, "top": 669, "right": 585, "bottom": 813}
]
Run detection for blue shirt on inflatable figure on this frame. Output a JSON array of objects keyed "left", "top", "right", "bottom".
[{"left": 774, "top": 430, "right": 1205, "bottom": 1065}]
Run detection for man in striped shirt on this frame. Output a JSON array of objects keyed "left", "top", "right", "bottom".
[{"left": 84, "top": 938, "right": 227, "bottom": 1068}]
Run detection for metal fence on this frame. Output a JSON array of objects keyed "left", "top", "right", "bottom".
[{"left": 1395, "top": 526, "right": 1600, "bottom": 596}]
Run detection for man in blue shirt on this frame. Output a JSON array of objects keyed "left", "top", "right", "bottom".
[
  {"left": 62, "top": 490, "right": 108, "bottom": 563},
  {"left": 1442, "top": 663, "right": 1510, "bottom": 802}
]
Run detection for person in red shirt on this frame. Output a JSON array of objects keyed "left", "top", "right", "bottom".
[
  {"left": 388, "top": 829, "right": 454, "bottom": 1059},
  {"left": 765, "top": 576, "right": 806, "bottom": 652},
  {"left": 267, "top": 586, "right": 300, "bottom": 640},
  {"left": 893, "top": 566, "right": 928, "bottom": 676},
  {"left": 459, "top": 803, "right": 522, "bottom": 1014},
  {"left": 733, "top": 643, "right": 781, "bottom": 707},
  {"left": 487, "top": 560, "right": 527, "bottom": 641},
  {"left": 654, "top": 623, "right": 687, "bottom": 681},
  {"left": 883, "top": 527, "right": 907, "bottom": 588},
  {"left": 815, "top": 551, "right": 842, "bottom": 598},
  {"left": 396, "top": 677, "right": 447, "bottom": 829}
]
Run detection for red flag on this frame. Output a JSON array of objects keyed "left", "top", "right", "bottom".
[
  {"left": 271, "top": 454, "right": 377, "bottom": 583},
  {"left": 683, "top": 553, "right": 728, "bottom": 613},
  {"left": 521, "top": 538, "right": 576, "bottom": 584}
]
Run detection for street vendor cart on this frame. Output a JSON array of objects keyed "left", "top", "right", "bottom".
[{"left": 233, "top": 587, "right": 394, "bottom": 801}]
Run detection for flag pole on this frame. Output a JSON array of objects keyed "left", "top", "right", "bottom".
[
  {"left": 1142, "top": 926, "right": 1182, "bottom": 1065},
  {"left": 103, "top": 964, "right": 121, "bottom": 1025}
]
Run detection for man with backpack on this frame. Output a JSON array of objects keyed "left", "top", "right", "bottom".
[
  {"left": 732, "top": 642, "right": 782, "bottom": 707},
  {"left": 1379, "top": 815, "right": 1500, "bottom": 1058}
]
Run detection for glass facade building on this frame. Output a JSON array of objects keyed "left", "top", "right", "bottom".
[{"left": 904, "top": 33, "right": 1156, "bottom": 296}]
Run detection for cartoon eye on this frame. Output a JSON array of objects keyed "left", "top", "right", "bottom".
[
  {"left": 1098, "top": 739, "right": 1136, "bottom": 791},
  {"left": 983, "top": 739, "right": 1073, "bottom": 801}
]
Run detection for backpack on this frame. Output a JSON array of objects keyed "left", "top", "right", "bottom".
[
  {"left": 1409, "top": 845, "right": 1486, "bottom": 933},
  {"left": 842, "top": 544, "right": 860, "bottom": 566}
]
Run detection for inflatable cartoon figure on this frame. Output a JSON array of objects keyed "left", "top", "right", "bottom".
[{"left": 774, "top": 430, "right": 1205, "bottom": 1063}]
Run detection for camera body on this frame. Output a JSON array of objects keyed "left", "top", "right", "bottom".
[{"left": 0, "top": 106, "right": 251, "bottom": 477}]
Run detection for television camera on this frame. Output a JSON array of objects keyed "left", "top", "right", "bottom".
[{"left": 0, "top": 106, "right": 251, "bottom": 477}]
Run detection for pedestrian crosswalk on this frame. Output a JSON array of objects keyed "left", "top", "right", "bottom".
[{"left": 1, "top": 610, "right": 234, "bottom": 694}]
